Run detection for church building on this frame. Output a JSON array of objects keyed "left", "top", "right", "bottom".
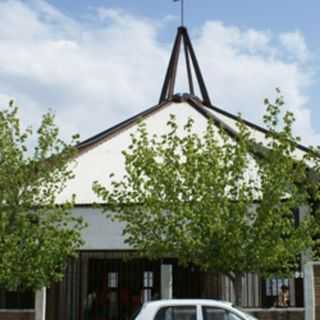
[
  {"left": 0, "top": 26, "right": 307, "bottom": 320},
  {"left": 47, "top": 26, "right": 307, "bottom": 320}
]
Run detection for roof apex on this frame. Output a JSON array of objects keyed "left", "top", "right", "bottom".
[{"left": 159, "top": 27, "right": 212, "bottom": 106}]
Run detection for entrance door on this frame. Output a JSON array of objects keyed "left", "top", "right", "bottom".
[{"left": 86, "top": 258, "right": 160, "bottom": 320}]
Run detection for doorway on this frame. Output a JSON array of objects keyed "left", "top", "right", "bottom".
[{"left": 86, "top": 258, "right": 160, "bottom": 320}]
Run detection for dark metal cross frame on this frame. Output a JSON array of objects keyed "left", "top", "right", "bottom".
[{"left": 159, "top": 26, "right": 212, "bottom": 106}]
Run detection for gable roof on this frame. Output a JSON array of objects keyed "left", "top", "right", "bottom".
[
  {"left": 58, "top": 26, "right": 313, "bottom": 205},
  {"left": 77, "top": 100, "right": 171, "bottom": 153},
  {"left": 64, "top": 95, "right": 311, "bottom": 205},
  {"left": 77, "top": 93, "right": 311, "bottom": 155},
  {"left": 77, "top": 25, "right": 311, "bottom": 155}
]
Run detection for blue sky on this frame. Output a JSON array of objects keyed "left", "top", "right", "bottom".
[
  {"left": 0, "top": 0, "right": 320, "bottom": 144},
  {"left": 53, "top": 0, "right": 320, "bottom": 126},
  {"left": 52, "top": 0, "right": 320, "bottom": 45}
]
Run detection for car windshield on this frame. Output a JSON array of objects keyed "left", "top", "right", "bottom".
[
  {"left": 130, "top": 306, "right": 142, "bottom": 320},
  {"left": 232, "top": 307, "right": 257, "bottom": 320}
]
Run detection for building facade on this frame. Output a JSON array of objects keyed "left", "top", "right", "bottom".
[{"left": 0, "top": 27, "right": 309, "bottom": 320}]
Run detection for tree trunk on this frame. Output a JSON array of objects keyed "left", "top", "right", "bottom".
[
  {"left": 234, "top": 273, "right": 243, "bottom": 307},
  {"left": 35, "top": 287, "right": 46, "bottom": 320}
]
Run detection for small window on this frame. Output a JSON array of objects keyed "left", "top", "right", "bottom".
[
  {"left": 130, "top": 306, "right": 142, "bottom": 320},
  {"left": 107, "top": 272, "right": 118, "bottom": 288},
  {"left": 143, "top": 271, "right": 154, "bottom": 288},
  {"left": 142, "top": 271, "right": 154, "bottom": 303},
  {"left": 142, "top": 288, "right": 152, "bottom": 303},
  {"left": 155, "top": 306, "right": 197, "bottom": 320},
  {"left": 202, "top": 307, "right": 226, "bottom": 320},
  {"left": 265, "top": 278, "right": 289, "bottom": 296},
  {"left": 228, "top": 313, "right": 242, "bottom": 320},
  {"left": 202, "top": 307, "right": 242, "bottom": 320}
]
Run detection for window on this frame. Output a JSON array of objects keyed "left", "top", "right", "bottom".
[
  {"left": 144, "top": 271, "right": 153, "bottom": 288},
  {"left": 142, "top": 271, "right": 154, "bottom": 303},
  {"left": 155, "top": 306, "right": 197, "bottom": 320},
  {"left": 293, "top": 208, "right": 300, "bottom": 227},
  {"left": 107, "top": 272, "right": 118, "bottom": 288},
  {"left": 0, "top": 289, "right": 34, "bottom": 309},
  {"left": 202, "top": 307, "right": 226, "bottom": 320},
  {"left": 202, "top": 307, "right": 243, "bottom": 320},
  {"left": 228, "top": 314, "right": 242, "bottom": 320},
  {"left": 265, "top": 278, "right": 289, "bottom": 297},
  {"left": 131, "top": 306, "right": 142, "bottom": 320},
  {"left": 142, "top": 289, "right": 152, "bottom": 303}
]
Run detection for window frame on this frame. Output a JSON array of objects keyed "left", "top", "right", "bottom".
[
  {"left": 154, "top": 305, "right": 198, "bottom": 320},
  {"left": 201, "top": 306, "right": 246, "bottom": 320}
]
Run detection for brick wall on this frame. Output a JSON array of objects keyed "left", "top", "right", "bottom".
[
  {"left": 0, "top": 310, "right": 34, "bottom": 320},
  {"left": 246, "top": 308, "right": 304, "bottom": 320}
]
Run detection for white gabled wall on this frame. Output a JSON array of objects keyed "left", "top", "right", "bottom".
[
  {"left": 205, "top": 106, "right": 308, "bottom": 160},
  {"left": 58, "top": 101, "right": 266, "bottom": 205},
  {"left": 59, "top": 101, "right": 309, "bottom": 251},
  {"left": 57, "top": 102, "right": 210, "bottom": 205}
]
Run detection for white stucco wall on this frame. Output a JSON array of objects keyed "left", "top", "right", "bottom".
[
  {"left": 57, "top": 102, "right": 210, "bottom": 205},
  {"left": 62, "top": 100, "right": 310, "bottom": 251},
  {"left": 73, "top": 207, "right": 130, "bottom": 250},
  {"left": 57, "top": 101, "right": 266, "bottom": 205},
  {"left": 205, "top": 105, "right": 308, "bottom": 160}
]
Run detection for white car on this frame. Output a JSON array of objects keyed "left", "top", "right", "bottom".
[{"left": 133, "top": 299, "right": 258, "bottom": 320}]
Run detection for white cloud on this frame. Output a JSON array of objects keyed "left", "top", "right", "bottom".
[
  {"left": 279, "top": 31, "right": 309, "bottom": 63},
  {"left": 0, "top": 0, "right": 318, "bottom": 146},
  {"left": 194, "top": 21, "right": 315, "bottom": 143}
]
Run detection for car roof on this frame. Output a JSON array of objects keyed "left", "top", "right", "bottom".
[
  {"left": 144, "top": 299, "right": 233, "bottom": 308},
  {"left": 141, "top": 300, "right": 255, "bottom": 320}
]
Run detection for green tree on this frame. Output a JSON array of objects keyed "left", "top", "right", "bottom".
[
  {"left": 0, "top": 101, "right": 86, "bottom": 291},
  {"left": 94, "top": 93, "right": 319, "bottom": 306}
]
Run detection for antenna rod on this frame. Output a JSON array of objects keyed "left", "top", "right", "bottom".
[
  {"left": 173, "top": 0, "right": 184, "bottom": 26},
  {"left": 181, "top": 0, "right": 184, "bottom": 26}
]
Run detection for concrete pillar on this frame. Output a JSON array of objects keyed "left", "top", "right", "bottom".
[
  {"left": 35, "top": 287, "right": 46, "bottom": 320},
  {"left": 303, "top": 262, "right": 320, "bottom": 320},
  {"left": 161, "top": 264, "right": 173, "bottom": 299}
]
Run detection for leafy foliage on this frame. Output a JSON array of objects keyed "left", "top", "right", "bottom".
[
  {"left": 94, "top": 92, "right": 320, "bottom": 304},
  {"left": 0, "top": 101, "right": 86, "bottom": 290}
]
